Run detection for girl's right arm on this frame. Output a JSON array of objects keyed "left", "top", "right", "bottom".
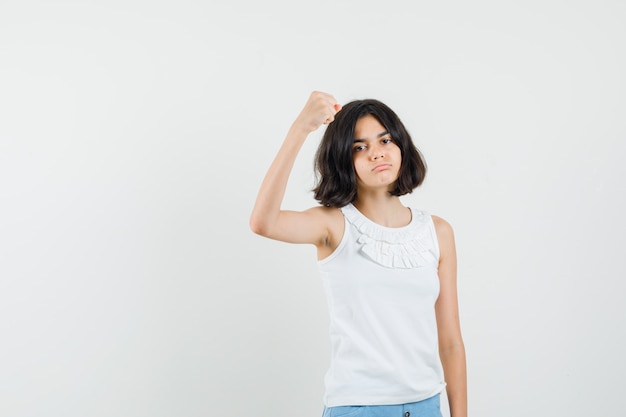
[{"left": 249, "top": 91, "right": 342, "bottom": 246}]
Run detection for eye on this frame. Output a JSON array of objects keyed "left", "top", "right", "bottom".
[
  {"left": 353, "top": 144, "right": 366, "bottom": 152},
  {"left": 381, "top": 137, "right": 393, "bottom": 144}
]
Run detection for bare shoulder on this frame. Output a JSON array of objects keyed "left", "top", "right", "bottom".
[
  {"left": 431, "top": 215, "right": 454, "bottom": 237},
  {"left": 431, "top": 215, "right": 456, "bottom": 255},
  {"left": 306, "top": 205, "right": 345, "bottom": 250},
  {"left": 306, "top": 205, "right": 344, "bottom": 231},
  {"left": 305, "top": 204, "right": 342, "bottom": 217}
]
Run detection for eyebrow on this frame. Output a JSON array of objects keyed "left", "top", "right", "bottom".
[{"left": 353, "top": 131, "right": 390, "bottom": 143}]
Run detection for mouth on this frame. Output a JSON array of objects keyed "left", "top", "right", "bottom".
[{"left": 372, "top": 163, "right": 391, "bottom": 172}]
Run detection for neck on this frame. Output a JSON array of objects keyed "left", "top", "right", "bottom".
[{"left": 352, "top": 193, "right": 409, "bottom": 228}]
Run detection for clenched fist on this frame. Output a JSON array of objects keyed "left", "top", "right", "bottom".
[{"left": 293, "top": 91, "right": 342, "bottom": 133}]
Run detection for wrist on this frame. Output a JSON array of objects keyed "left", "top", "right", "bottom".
[{"left": 287, "top": 122, "right": 314, "bottom": 140}]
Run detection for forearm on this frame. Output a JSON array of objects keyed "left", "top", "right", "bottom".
[
  {"left": 440, "top": 342, "right": 467, "bottom": 417},
  {"left": 250, "top": 91, "right": 340, "bottom": 236},
  {"left": 249, "top": 124, "right": 308, "bottom": 235}
]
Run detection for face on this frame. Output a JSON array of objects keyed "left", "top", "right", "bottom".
[{"left": 352, "top": 114, "right": 402, "bottom": 191}]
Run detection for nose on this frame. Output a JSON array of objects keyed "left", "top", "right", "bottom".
[{"left": 370, "top": 144, "right": 384, "bottom": 160}]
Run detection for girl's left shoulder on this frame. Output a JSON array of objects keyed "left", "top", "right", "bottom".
[{"left": 430, "top": 215, "right": 455, "bottom": 242}]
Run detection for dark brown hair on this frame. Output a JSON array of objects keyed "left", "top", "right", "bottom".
[{"left": 313, "top": 98, "right": 427, "bottom": 207}]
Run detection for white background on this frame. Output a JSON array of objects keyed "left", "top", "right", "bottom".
[{"left": 1, "top": 1, "right": 625, "bottom": 416}]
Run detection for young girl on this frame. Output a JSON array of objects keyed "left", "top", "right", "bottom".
[{"left": 250, "top": 91, "right": 467, "bottom": 417}]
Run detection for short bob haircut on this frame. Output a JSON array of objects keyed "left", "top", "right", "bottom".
[{"left": 313, "top": 98, "right": 427, "bottom": 208}]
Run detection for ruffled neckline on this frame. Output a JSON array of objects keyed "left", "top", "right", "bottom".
[{"left": 341, "top": 203, "right": 438, "bottom": 269}]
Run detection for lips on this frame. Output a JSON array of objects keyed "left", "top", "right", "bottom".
[{"left": 372, "top": 163, "right": 391, "bottom": 172}]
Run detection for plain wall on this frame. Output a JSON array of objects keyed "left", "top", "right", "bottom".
[{"left": 1, "top": 1, "right": 625, "bottom": 416}]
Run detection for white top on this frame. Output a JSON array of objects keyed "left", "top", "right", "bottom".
[{"left": 318, "top": 203, "right": 446, "bottom": 407}]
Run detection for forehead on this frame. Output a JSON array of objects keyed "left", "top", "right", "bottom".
[{"left": 354, "top": 114, "right": 387, "bottom": 138}]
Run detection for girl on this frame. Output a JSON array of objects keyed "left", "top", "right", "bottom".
[{"left": 250, "top": 91, "right": 467, "bottom": 417}]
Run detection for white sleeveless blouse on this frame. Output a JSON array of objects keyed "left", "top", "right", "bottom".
[{"left": 318, "top": 203, "right": 446, "bottom": 407}]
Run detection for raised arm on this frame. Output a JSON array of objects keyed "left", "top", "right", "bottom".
[{"left": 249, "top": 91, "right": 341, "bottom": 245}]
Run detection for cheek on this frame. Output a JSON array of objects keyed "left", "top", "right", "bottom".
[
  {"left": 352, "top": 158, "right": 367, "bottom": 176},
  {"left": 393, "top": 148, "right": 403, "bottom": 165}
]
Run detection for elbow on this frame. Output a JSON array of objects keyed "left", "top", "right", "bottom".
[
  {"left": 439, "top": 339, "right": 465, "bottom": 357},
  {"left": 249, "top": 215, "right": 270, "bottom": 237},
  {"left": 249, "top": 207, "right": 279, "bottom": 238}
]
